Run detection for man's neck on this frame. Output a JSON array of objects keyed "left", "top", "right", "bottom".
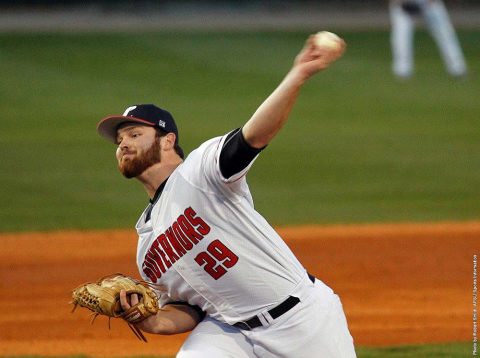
[{"left": 137, "top": 159, "right": 183, "bottom": 199}]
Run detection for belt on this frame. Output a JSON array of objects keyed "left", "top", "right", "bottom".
[{"left": 233, "top": 273, "right": 315, "bottom": 330}]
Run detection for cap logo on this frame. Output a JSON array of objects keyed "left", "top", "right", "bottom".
[
  {"left": 123, "top": 105, "right": 137, "bottom": 116},
  {"left": 158, "top": 120, "right": 166, "bottom": 128}
]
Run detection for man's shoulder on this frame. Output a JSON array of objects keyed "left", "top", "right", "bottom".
[
  {"left": 174, "top": 135, "right": 226, "bottom": 184},
  {"left": 183, "top": 135, "right": 224, "bottom": 165}
]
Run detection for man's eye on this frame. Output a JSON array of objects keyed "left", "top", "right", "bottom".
[{"left": 132, "top": 133, "right": 140, "bottom": 138}]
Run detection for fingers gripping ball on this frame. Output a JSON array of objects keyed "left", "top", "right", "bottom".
[
  {"left": 314, "top": 31, "right": 343, "bottom": 51},
  {"left": 71, "top": 274, "right": 159, "bottom": 341}
]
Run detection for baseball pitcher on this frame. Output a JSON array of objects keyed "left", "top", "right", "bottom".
[
  {"left": 97, "top": 33, "right": 355, "bottom": 357},
  {"left": 389, "top": 0, "right": 468, "bottom": 78}
]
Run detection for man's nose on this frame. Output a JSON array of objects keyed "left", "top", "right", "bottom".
[{"left": 119, "top": 138, "right": 131, "bottom": 150}]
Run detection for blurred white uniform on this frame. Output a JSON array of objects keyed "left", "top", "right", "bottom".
[{"left": 389, "top": 0, "right": 467, "bottom": 78}]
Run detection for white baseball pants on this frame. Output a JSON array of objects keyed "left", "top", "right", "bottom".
[
  {"left": 176, "top": 275, "right": 356, "bottom": 358},
  {"left": 390, "top": 0, "right": 467, "bottom": 77}
]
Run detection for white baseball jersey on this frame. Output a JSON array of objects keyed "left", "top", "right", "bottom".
[{"left": 135, "top": 132, "right": 307, "bottom": 324}]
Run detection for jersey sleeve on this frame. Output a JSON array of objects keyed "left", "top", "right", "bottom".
[
  {"left": 213, "top": 128, "right": 263, "bottom": 184},
  {"left": 219, "top": 128, "right": 265, "bottom": 180},
  {"left": 178, "top": 130, "right": 263, "bottom": 199}
]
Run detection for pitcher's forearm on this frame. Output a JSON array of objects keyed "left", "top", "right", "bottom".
[
  {"left": 242, "top": 33, "right": 345, "bottom": 149},
  {"left": 137, "top": 304, "right": 202, "bottom": 335},
  {"left": 242, "top": 68, "right": 306, "bottom": 149}
]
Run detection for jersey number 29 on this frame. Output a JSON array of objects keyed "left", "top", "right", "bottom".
[{"left": 194, "top": 239, "right": 239, "bottom": 280}]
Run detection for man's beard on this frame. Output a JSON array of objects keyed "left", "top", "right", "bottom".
[{"left": 118, "top": 139, "right": 161, "bottom": 178}]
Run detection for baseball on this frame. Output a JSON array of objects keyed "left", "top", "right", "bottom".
[{"left": 314, "top": 31, "right": 342, "bottom": 50}]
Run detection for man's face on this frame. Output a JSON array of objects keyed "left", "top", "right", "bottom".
[{"left": 115, "top": 124, "right": 161, "bottom": 178}]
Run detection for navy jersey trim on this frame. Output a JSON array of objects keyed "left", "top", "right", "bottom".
[
  {"left": 219, "top": 128, "right": 265, "bottom": 179},
  {"left": 145, "top": 177, "right": 169, "bottom": 222}
]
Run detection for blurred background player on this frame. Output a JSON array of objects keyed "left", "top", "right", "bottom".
[{"left": 389, "top": 0, "right": 468, "bottom": 78}]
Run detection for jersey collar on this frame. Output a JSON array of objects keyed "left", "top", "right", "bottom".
[
  {"left": 150, "top": 177, "right": 169, "bottom": 205},
  {"left": 145, "top": 177, "right": 169, "bottom": 222}
]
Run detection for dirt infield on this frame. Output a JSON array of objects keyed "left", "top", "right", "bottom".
[{"left": 0, "top": 221, "right": 478, "bottom": 356}]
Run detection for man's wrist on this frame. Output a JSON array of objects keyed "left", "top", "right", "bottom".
[{"left": 286, "top": 67, "right": 309, "bottom": 88}]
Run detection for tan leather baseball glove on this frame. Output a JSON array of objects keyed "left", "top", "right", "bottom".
[{"left": 71, "top": 273, "right": 159, "bottom": 342}]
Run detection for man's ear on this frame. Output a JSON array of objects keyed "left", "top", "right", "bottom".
[{"left": 161, "top": 132, "right": 177, "bottom": 151}]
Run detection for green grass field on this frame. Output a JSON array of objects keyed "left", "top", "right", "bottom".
[
  {"left": 0, "top": 26, "right": 477, "bottom": 358},
  {"left": 1, "top": 30, "right": 479, "bottom": 232},
  {"left": 1, "top": 341, "right": 473, "bottom": 358}
]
